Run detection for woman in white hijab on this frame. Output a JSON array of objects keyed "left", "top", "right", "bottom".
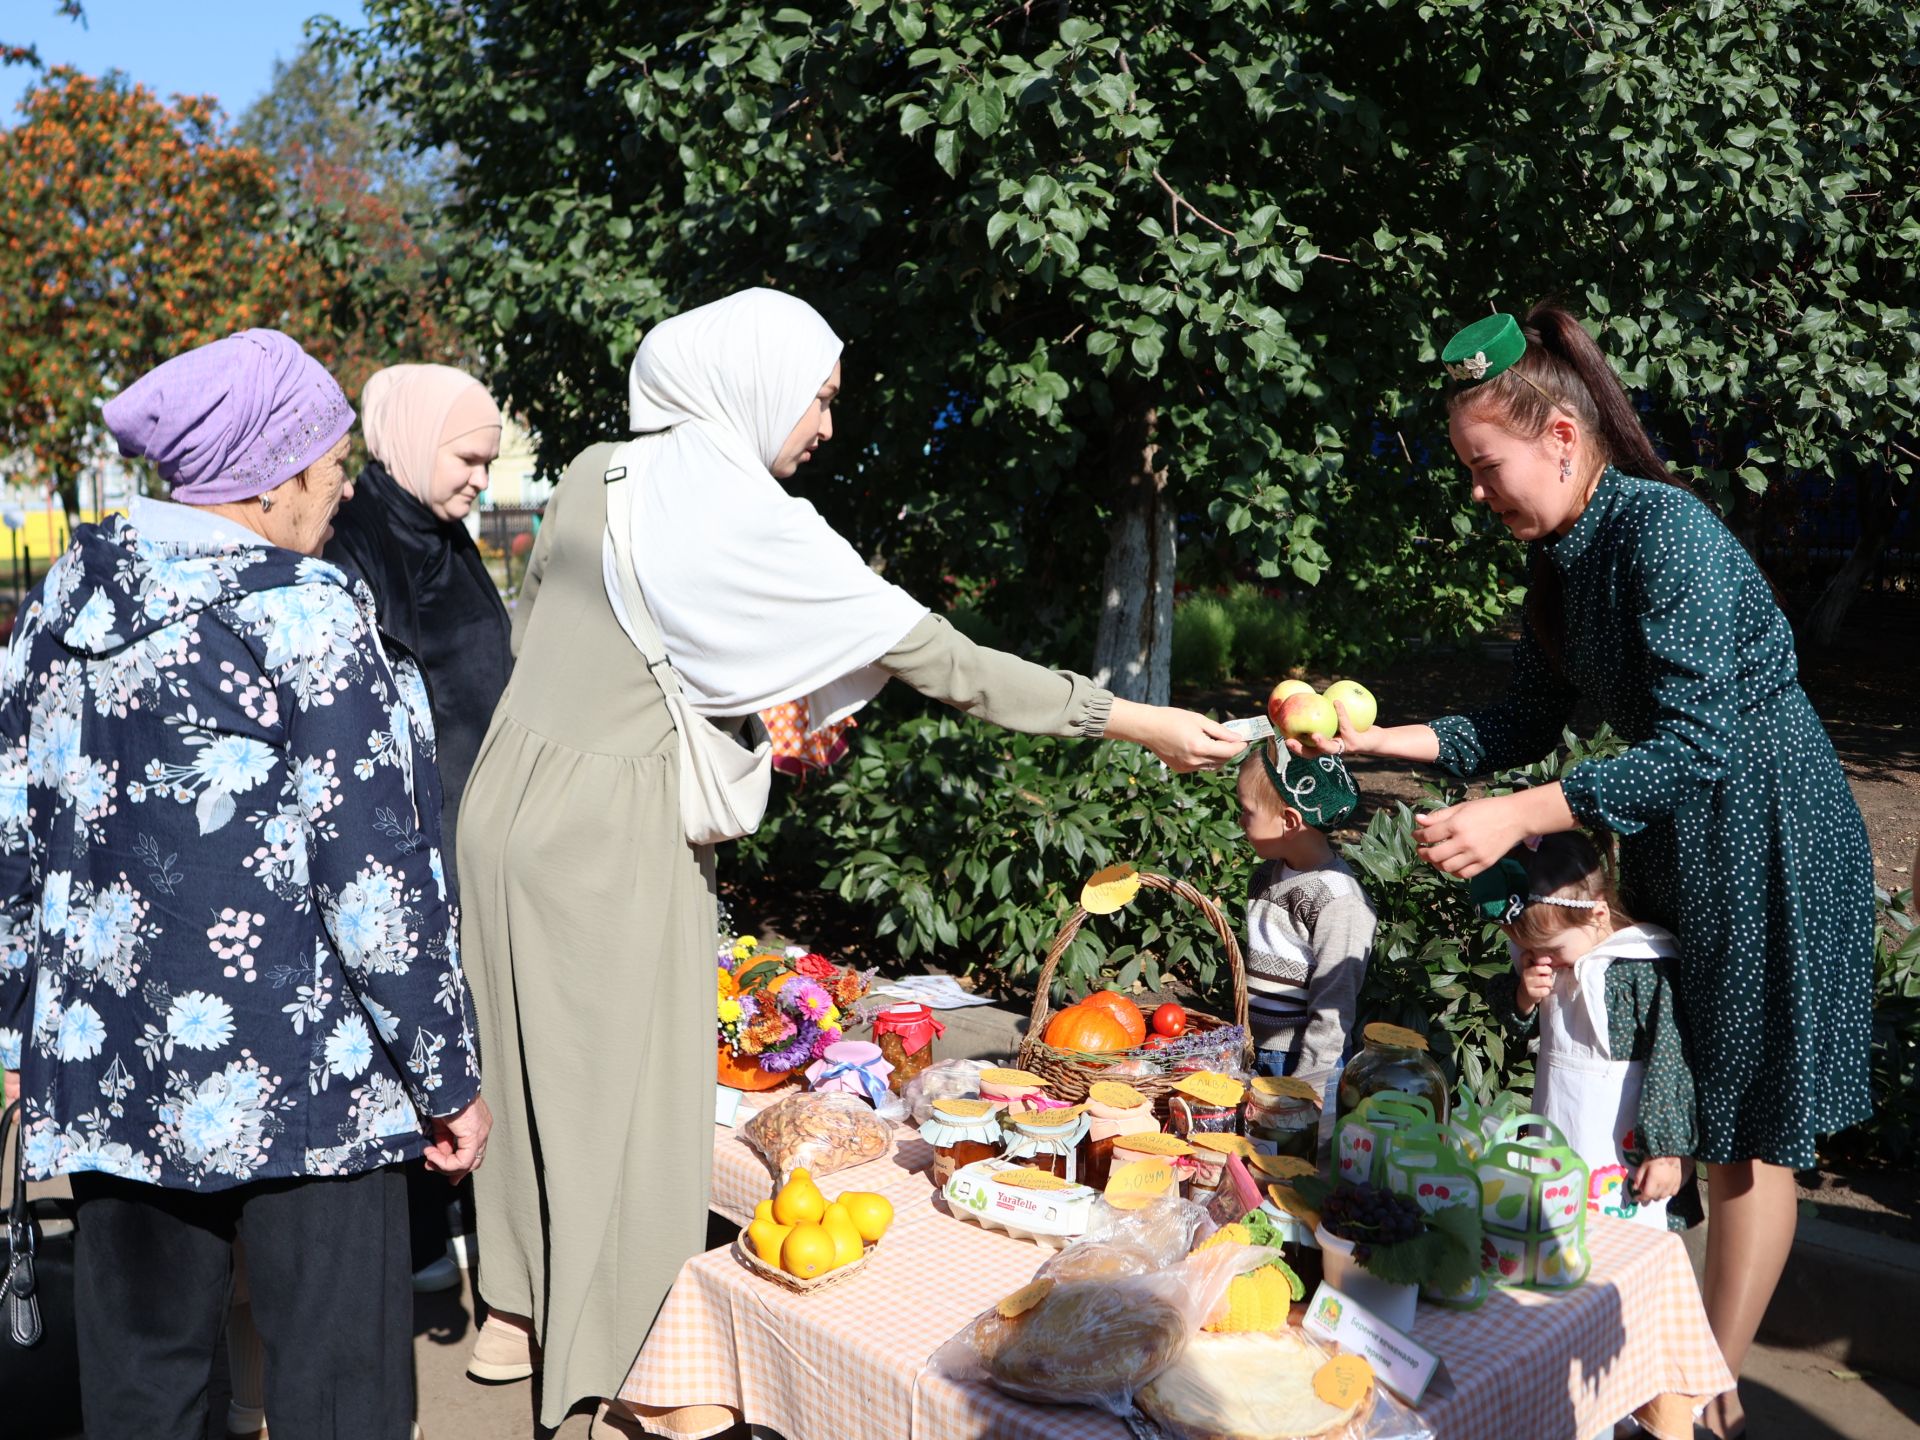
[{"left": 456, "top": 288, "right": 1242, "bottom": 1435}]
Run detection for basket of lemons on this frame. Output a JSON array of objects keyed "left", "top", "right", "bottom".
[{"left": 738, "top": 1168, "right": 896, "bottom": 1293}]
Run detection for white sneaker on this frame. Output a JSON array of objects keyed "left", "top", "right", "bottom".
[
  {"left": 412, "top": 1254, "right": 461, "bottom": 1293},
  {"left": 226, "top": 1401, "right": 265, "bottom": 1438}
]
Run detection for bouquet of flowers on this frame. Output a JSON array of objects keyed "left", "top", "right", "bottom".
[{"left": 717, "top": 935, "right": 874, "bottom": 1075}]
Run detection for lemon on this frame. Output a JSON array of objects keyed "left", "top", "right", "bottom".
[
  {"left": 822, "top": 1202, "right": 864, "bottom": 1269},
  {"left": 840, "top": 1191, "right": 894, "bottom": 1244},
  {"left": 746, "top": 1200, "right": 793, "bottom": 1268},
  {"left": 780, "top": 1222, "right": 836, "bottom": 1279},
  {"left": 772, "top": 1168, "right": 826, "bottom": 1226}
]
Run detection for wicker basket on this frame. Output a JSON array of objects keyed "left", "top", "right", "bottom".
[
  {"left": 1014, "top": 870, "right": 1252, "bottom": 1105},
  {"left": 733, "top": 1232, "right": 873, "bottom": 1294}
]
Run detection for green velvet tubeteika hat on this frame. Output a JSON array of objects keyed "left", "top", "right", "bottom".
[
  {"left": 1257, "top": 744, "right": 1359, "bottom": 831},
  {"left": 1441, "top": 312, "right": 1526, "bottom": 383}
]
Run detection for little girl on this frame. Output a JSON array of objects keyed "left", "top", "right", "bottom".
[{"left": 1491, "top": 833, "right": 1696, "bottom": 1229}]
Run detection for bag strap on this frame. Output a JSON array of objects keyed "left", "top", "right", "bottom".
[
  {"left": 602, "top": 442, "right": 689, "bottom": 703},
  {"left": 3, "top": 1098, "right": 42, "bottom": 1346}
]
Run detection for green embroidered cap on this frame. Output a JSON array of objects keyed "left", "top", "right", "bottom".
[
  {"left": 1467, "top": 857, "right": 1531, "bottom": 924},
  {"left": 1441, "top": 313, "right": 1526, "bottom": 383},
  {"left": 1258, "top": 745, "right": 1359, "bottom": 830}
]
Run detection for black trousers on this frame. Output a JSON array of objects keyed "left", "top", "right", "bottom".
[{"left": 70, "top": 1165, "right": 414, "bottom": 1440}]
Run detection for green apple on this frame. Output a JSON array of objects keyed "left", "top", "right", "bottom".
[
  {"left": 1278, "top": 692, "right": 1338, "bottom": 740},
  {"left": 1323, "top": 680, "right": 1378, "bottom": 733},
  {"left": 1266, "top": 679, "right": 1316, "bottom": 727}
]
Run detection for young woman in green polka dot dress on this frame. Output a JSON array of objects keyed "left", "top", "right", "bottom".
[{"left": 1295, "top": 302, "right": 1874, "bottom": 1438}]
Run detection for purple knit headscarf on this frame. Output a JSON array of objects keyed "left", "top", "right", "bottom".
[{"left": 103, "top": 329, "right": 355, "bottom": 505}]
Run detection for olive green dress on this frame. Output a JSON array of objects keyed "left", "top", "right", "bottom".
[
  {"left": 460, "top": 446, "right": 1111, "bottom": 1426},
  {"left": 1432, "top": 470, "right": 1874, "bottom": 1169}
]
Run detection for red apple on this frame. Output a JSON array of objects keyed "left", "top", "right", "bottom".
[
  {"left": 1277, "top": 692, "right": 1338, "bottom": 740},
  {"left": 1322, "top": 679, "right": 1377, "bottom": 732},
  {"left": 1265, "top": 679, "right": 1316, "bottom": 727}
]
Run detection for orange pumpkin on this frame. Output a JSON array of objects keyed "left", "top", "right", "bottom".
[
  {"left": 1082, "top": 990, "right": 1147, "bottom": 1047},
  {"left": 716, "top": 1043, "right": 794, "bottom": 1091},
  {"left": 1043, "top": 1003, "right": 1133, "bottom": 1054}
]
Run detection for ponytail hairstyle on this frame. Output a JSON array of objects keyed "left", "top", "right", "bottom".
[
  {"left": 1446, "top": 301, "right": 1686, "bottom": 668},
  {"left": 1506, "top": 831, "right": 1632, "bottom": 949}
]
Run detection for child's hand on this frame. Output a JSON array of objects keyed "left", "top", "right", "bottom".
[
  {"left": 1633, "top": 1156, "right": 1684, "bottom": 1203},
  {"left": 1515, "top": 958, "right": 1555, "bottom": 1014}
]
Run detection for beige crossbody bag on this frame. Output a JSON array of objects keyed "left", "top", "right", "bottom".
[{"left": 603, "top": 443, "right": 773, "bottom": 845}]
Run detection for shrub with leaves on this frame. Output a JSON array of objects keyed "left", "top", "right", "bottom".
[{"left": 739, "top": 708, "right": 1247, "bottom": 1004}]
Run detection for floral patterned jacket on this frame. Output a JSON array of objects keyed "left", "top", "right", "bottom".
[{"left": 0, "top": 512, "right": 479, "bottom": 1190}]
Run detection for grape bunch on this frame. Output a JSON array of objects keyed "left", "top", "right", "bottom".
[{"left": 1320, "top": 1183, "right": 1424, "bottom": 1263}]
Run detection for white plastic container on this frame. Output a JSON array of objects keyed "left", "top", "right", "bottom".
[{"left": 1314, "top": 1223, "right": 1419, "bottom": 1332}]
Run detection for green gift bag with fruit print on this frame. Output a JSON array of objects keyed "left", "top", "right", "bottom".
[
  {"left": 1477, "top": 1132, "right": 1591, "bottom": 1290},
  {"left": 1333, "top": 1091, "right": 1436, "bottom": 1188},
  {"left": 1445, "top": 1093, "right": 1525, "bottom": 1163},
  {"left": 1383, "top": 1124, "right": 1489, "bottom": 1310}
]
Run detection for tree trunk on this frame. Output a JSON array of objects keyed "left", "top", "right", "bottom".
[
  {"left": 1091, "top": 400, "right": 1175, "bottom": 705},
  {"left": 1802, "top": 465, "right": 1908, "bottom": 647}
]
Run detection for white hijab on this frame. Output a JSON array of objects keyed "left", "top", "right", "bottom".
[{"left": 603, "top": 288, "right": 927, "bottom": 724}]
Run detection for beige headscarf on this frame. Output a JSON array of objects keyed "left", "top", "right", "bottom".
[{"left": 361, "top": 364, "right": 502, "bottom": 505}]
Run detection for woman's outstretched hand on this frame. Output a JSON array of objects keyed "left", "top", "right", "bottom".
[
  {"left": 1416, "top": 783, "right": 1576, "bottom": 878},
  {"left": 1107, "top": 699, "right": 1246, "bottom": 772}
]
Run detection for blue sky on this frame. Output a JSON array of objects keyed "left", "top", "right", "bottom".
[{"left": 5, "top": 0, "right": 367, "bottom": 126}]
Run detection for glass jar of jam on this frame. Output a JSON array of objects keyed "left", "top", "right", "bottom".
[
  {"left": 1262, "top": 1181, "right": 1324, "bottom": 1294},
  {"left": 1246, "top": 1076, "right": 1322, "bottom": 1161},
  {"left": 977, "top": 1067, "right": 1049, "bottom": 1110},
  {"left": 1165, "top": 1072, "right": 1246, "bottom": 1140},
  {"left": 1337, "top": 1023, "right": 1450, "bottom": 1123},
  {"left": 1079, "top": 1082, "right": 1158, "bottom": 1192},
  {"left": 1000, "top": 1108, "right": 1090, "bottom": 1183},
  {"left": 1108, "top": 1131, "right": 1195, "bottom": 1195},
  {"left": 920, "top": 1098, "right": 1002, "bottom": 1185},
  {"left": 871, "top": 1003, "right": 944, "bottom": 1095},
  {"left": 1184, "top": 1133, "right": 1254, "bottom": 1203}
]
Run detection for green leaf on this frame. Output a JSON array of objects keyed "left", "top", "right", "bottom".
[
  {"left": 1079, "top": 265, "right": 1120, "bottom": 291},
  {"left": 1130, "top": 332, "right": 1164, "bottom": 372},
  {"left": 900, "top": 102, "right": 935, "bottom": 137},
  {"left": 967, "top": 84, "right": 1007, "bottom": 138},
  {"left": 932, "top": 127, "right": 963, "bottom": 178}
]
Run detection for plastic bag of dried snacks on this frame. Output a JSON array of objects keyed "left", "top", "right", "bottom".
[{"left": 741, "top": 1091, "right": 892, "bottom": 1182}]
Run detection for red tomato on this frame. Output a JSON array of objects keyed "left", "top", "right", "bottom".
[
  {"left": 1141, "top": 1034, "right": 1173, "bottom": 1051},
  {"left": 1151, "top": 1003, "right": 1188, "bottom": 1038}
]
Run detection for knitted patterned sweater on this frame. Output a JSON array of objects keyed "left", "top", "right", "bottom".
[{"left": 1243, "top": 856, "right": 1378, "bottom": 1072}]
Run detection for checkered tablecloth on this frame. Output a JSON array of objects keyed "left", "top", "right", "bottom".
[{"left": 625, "top": 1115, "right": 1730, "bottom": 1440}]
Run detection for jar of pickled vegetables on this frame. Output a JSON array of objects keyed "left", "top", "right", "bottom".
[
  {"left": 1245, "top": 1075, "right": 1322, "bottom": 1161},
  {"left": 1337, "top": 1023, "right": 1449, "bottom": 1123}
]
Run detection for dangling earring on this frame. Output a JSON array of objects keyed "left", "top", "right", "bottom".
[
  {"left": 258, "top": 494, "right": 275, "bottom": 513},
  {"left": 1559, "top": 456, "right": 1572, "bottom": 483}
]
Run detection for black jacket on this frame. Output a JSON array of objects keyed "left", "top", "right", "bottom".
[{"left": 324, "top": 461, "right": 512, "bottom": 866}]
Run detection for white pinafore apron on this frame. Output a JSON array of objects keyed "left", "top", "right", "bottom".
[{"left": 1530, "top": 927, "right": 1676, "bottom": 1230}]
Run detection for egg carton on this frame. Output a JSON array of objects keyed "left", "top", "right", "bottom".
[{"left": 943, "top": 1159, "right": 1099, "bottom": 1250}]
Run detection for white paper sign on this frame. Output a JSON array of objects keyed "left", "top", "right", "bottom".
[
  {"left": 866, "top": 974, "right": 996, "bottom": 1010},
  {"left": 714, "top": 1084, "right": 743, "bottom": 1128},
  {"left": 1301, "top": 1282, "right": 1451, "bottom": 1406}
]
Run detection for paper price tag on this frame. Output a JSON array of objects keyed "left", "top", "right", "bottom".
[
  {"left": 1252, "top": 1075, "right": 1322, "bottom": 1105},
  {"left": 1312, "top": 1354, "right": 1374, "bottom": 1409},
  {"left": 1173, "top": 1071, "right": 1246, "bottom": 1108},
  {"left": 996, "top": 1279, "right": 1053, "bottom": 1318},
  {"left": 1104, "top": 1158, "right": 1175, "bottom": 1210},
  {"left": 1189, "top": 1132, "right": 1257, "bottom": 1159},
  {"left": 1080, "top": 863, "right": 1142, "bottom": 914},
  {"left": 1303, "top": 1283, "right": 1450, "bottom": 1405},
  {"left": 1250, "top": 1153, "right": 1318, "bottom": 1181}
]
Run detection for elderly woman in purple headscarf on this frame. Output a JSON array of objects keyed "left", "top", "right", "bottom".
[{"left": 0, "top": 330, "right": 490, "bottom": 1440}]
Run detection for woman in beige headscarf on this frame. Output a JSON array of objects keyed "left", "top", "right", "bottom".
[{"left": 324, "top": 364, "right": 511, "bottom": 1293}]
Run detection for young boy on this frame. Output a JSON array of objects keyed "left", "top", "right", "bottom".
[{"left": 1236, "top": 739, "right": 1377, "bottom": 1078}]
